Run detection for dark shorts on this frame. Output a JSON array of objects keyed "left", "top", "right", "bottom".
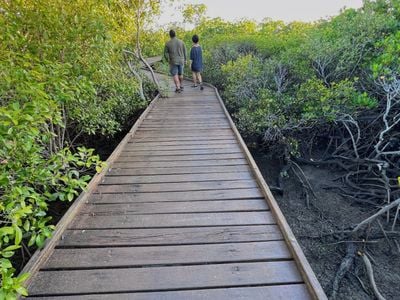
[
  {"left": 191, "top": 66, "right": 202, "bottom": 73},
  {"left": 170, "top": 64, "right": 184, "bottom": 76}
]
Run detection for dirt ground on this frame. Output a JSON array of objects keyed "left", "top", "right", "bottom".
[{"left": 251, "top": 147, "right": 400, "bottom": 300}]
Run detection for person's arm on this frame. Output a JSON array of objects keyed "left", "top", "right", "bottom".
[
  {"left": 183, "top": 42, "right": 187, "bottom": 64},
  {"left": 189, "top": 47, "right": 194, "bottom": 68},
  {"left": 190, "top": 47, "right": 194, "bottom": 62}
]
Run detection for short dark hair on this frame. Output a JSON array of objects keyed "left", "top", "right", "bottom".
[
  {"left": 169, "top": 30, "right": 176, "bottom": 38},
  {"left": 192, "top": 34, "right": 199, "bottom": 43}
]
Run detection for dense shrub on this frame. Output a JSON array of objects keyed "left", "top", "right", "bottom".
[
  {"left": 192, "top": 0, "right": 398, "bottom": 155},
  {"left": 0, "top": 0, "right": 159, "bottom": 297}
]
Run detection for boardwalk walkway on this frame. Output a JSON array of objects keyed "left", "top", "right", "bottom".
[{"left": 23, "top": 75, "right": 326, "bottom": 299}]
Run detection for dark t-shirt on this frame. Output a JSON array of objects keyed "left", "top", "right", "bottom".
[{"left": 190, "top": 45, "right": 203, "bottom": 72}]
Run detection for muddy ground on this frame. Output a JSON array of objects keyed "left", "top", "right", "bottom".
[{"left": 251, "top": 147, "right": 400, "bottom": 300}]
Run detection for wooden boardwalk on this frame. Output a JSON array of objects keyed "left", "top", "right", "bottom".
[{"left": 23, "top": 76, "right": 327, "bottom": 299}]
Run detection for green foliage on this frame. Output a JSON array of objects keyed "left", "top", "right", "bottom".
[
  {"left": 0, "top": 0, "right": 161, "bottom": 297},
  {"left": 372, "top": 31, "right": 400, "bottom": 78},
  {"left": 186, "top": 1, "right": 397, "bottom": 155},
  {"left": 297, "top": 78, "right": 377, "bottom": 121},
  {"left": 234, "top": 89, "right": 280, "bottom": 136},
  {"left": 183, "top": 4, "right": 207, "bottom": 27},
  {"left": 0, "top": 100, "right": 106, "bottom": 298},
  {"left": 0, "top": 0, "right": 151, "bottom": 137}
]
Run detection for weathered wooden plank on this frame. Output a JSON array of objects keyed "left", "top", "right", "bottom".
[
  {"left": 145, "top": 116, "right": 227, "bottom": 121},
  {"left": 59, "top": 225, "right": 283, "bottom": 247},
  {"left": 116, "top": 153, "right": 244, "bottom": 162},
  {"left": 80, "top": 199, "right": 269, "bottom": 215},
  {"left": 140, "top": 123, "right": 229, "bottom": 128},
  {"left": 90, "top": 188, "right": 263, "bottom": 203},
  {"left": 152, "top": 107, "right": 222, "bottom": 111},
  {"left": 124, "top": 143, "right": 240, "bottom": 151},
  {"left": 135, "top": 131, "right": 233, "bottom": 138},
  {"left": 101, "top": 172, "right": 253, "bottom": 185},
  {"left": 159, "top": 98, "right": 217, "bottom": 101},
  {"left": 154, "top": 102, "right": 220, "bottom": 106},
  {"left": 28, "top": 284, "right": 310, "bottom": 300},
  {"left": 139, "top": 126, "right": 231, "bottom": 131},
  {"left": 136, "top": 127, "right": 231, "bottom": 132},
  {"left": 132, "top": 136, "right": 236, "bottom": 142},
  {"left": 155, "top": 99, "right": 217, "bottom": 102},
  {"left": 149, "top": 110, "right": 224, "bottom": 114},
  {"left": 45, "top": 241, "right": 290, "bottom": 269},
  {"left": 95, "top": 179, "right": 257, "bottom": 194},
  {"left": 29, "top": 261, "right": 303, "bottom": 296},
  {"left": 143, "top": 119, "right": 229, "bottom": 125},
  {"left": 70, "top": 211, "right": 275, "bottom": 229},
  {"left": 128, "top": 139, "right": 236, "bottom": 146},
  {"left": 107, "top": 165, "right": 251, "bottom": 176},
  {"left": 152, "top": 106, "right": 222, "bottom": 110},
  {"left": 148, "top": 112, "right": 225, "bottom": 116},
  {"left": 120, "top": 148, "right": 242, "bottom": 157},
  {"left": 139, "top": 124, "right": 231, "bottom": 129},
  {"left": 111, "top": 159, "right": 248, "bottom": 168}
]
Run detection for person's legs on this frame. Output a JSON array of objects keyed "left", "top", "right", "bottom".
[
  {"left": 170, "top": 65, "right": 181, "bottom": 92},
  {"left": 196, "top": 72, "right": 204, "bottom": 90},
  {"left": 173, "top": 75, "right": 181, "bottom": 91},
  {"left": 178, "top": 64, "right": 184, "bottom": 90},
  {"left": 192, "top": 72, "right": 198, "bottom": 87}
]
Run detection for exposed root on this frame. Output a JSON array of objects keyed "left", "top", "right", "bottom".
[
  {"left": 361, "top": 252, "right": 387, "bottom": 300},
  {"left": 331, "top": 242, "right": 357, "bottom": 299},
  {"left": 353, "top": 198, "right": 400, "bottom": 234}
]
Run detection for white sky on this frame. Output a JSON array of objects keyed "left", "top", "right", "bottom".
[{"left": 158, "top": 0, "right": 364, "bottom": 26}]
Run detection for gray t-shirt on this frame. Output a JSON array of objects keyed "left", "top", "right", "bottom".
[{"left": 164, "top": 37, "right": 187, "bottom": 66}]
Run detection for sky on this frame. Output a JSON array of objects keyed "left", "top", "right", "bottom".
[{"left": 158, "top": 0, "right": 364, "bottom": 26}]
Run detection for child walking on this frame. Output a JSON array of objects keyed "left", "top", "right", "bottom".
[{"left": 190, "top": 34, "right": 204, "bottom": 90}]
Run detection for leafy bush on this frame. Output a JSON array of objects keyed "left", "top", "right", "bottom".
[
  {"left": 0, "top": 100, "right": 105, "bottom": 298},
  {"left": 0, "top": 1, "right": 159, "bottom": 297}
]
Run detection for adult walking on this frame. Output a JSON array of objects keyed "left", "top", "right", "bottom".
[{"left": 164, "top": 30, "right": 187, "bottom": 93}]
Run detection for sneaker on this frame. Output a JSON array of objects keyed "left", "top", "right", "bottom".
[
  {"left": 180, "top": 85, "right": 184, "bottom": 91},
  {"left": 175, "top": 88, "right": 181, "bottom": 93},
  {"left": 200, "top": 84, "right": 204, "bottom": 91},
  {"left": 191, "top": 84, "right": 198, "bottom": 88}
]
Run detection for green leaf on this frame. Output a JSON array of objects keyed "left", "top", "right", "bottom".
[
  {"left": 15, "top": 286, "right": 28, "bottom": 296},
  {"left": 14, "top": 226, "right": 23, "bottom": 245},
  {"left": 17, "top": 273, "right": 30, "bottom": 283},
  {"left": 3, "top": 245, "right": 21, "bottom": 252},
  {"left": 67, "top": 192, "right": 74, "bottom": 202},
  {"left": 2, "top": 251, "right": 14, "bottom": 258},
  {"left": 23, "top": 220, "right": 30, "bottom": 231}
]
